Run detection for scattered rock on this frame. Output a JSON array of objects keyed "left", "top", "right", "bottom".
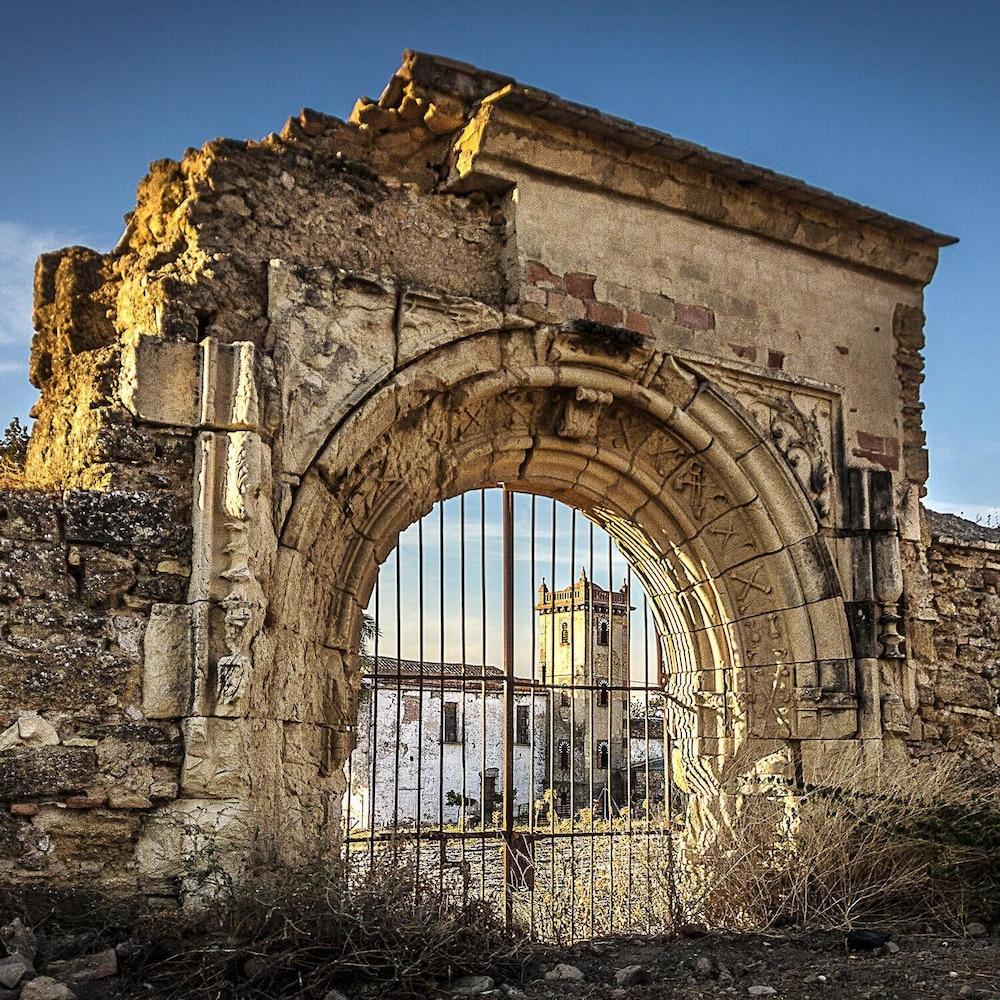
[
  {"left": 20, "top": 978, "right": 76, "bottom": 1000},
  {"left": 847, "top": 929, "right": 892, "bottom": 951},
  {"left": 886, "top": 941, "right": 900, "bottom": 954},
  {"left": 615, "top": 964, "right": 649, "bottom": 987},
  {"left": 545, "top": 963, "right": 585, "bottom": 982},
  {"left": 0, "top": 956, "right": 32, "bottom": 989},
  {"left": 46, "top": 947, "right": 117, "bottom": 983},
  {"left": 693, "top": 955, "right": 715, "bottom": 980},
  {"left": 966, "top": 922, "right": 988, "bottom": 939},
  {"left": 451, "top": 975, "right": 496, "bottom": 995},
  {"left": 680, "top": 922, "right": 710, "bottom": 938},
  {"left": 1, "top": 918, "right": 36, "bottom": 962},
  {"left": 323, "top": 990, "right": 351, "bottom": 1000},
  {"left": 748, "top": 988, "right": 777, "bottom": 997}
]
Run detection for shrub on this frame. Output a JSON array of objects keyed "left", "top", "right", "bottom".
[
  {"left": 680, "top": 753, "right": 1000, "bottom": 932},
  {"left": 119, "top": 862, "right": 531, "bottom": 998}
]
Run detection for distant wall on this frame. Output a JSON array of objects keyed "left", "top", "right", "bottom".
[{"left": 915, "top": 512, "right": 1000, "bottom": 768}]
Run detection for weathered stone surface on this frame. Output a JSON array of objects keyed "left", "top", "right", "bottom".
[
  {"left": 120, "top": 335, "right": 200, "bottom": 428},
  {"left": 20, "top": 976, "right": 75, "bottom": 1000},
  {"left": 46, "top": 946, "right": 117, "bottom": 982},
  {"left": 64, "top": 490, "right": 189, "bottom": 555},
  {"left": 142, "top": 604, "right": 193, "bottom": 719},
  {"left": 0, "top": 747, "right": 97, "bottom": 798}
]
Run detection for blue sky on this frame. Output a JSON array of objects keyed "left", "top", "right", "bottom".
[{"left": 0, "top": 0, "right": 996, "bottom": 518}]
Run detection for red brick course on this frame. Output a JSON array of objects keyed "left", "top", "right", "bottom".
[
  {"left": 675, "top": 303, "right": 715, "bottom": 330},
  {"left": 585, "top": 300, "right": 624, "bottom": 326},
  {"left": 853, "top": 431, "right": 901, "bottom": 471},
  {"left": 625, "top": 310, "right": 653, "bottom": 337},
  {"left": 565, "top": 272, "right": 596, "bottom": 299}
]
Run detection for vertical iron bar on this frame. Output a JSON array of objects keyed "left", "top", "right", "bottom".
[
  {"left": 643, "top": 592, "right": 652, "bottom": 931},
  {"left": 625, "top": 563, "right": 633, "bottom": 931},
  {"left": 502, "top": 486, "right": 515, "bottom": 929},
  {"left": 438, "top": 500, "right": 446, "bottom": 897},
  {"left": 480, "top": 489, "right": 487, "bottom": 904},
  {"left": 587, "top": 520, "right": 595, "bottom": 938},
  {"left": 529, "top": 493, "right": 537, "bottom": 938},
  {"left": 606, "top": 532, "right": 614, "bottom": 934},
  {"left": 416, "top": 515, "right": 425, "bottom": 892},
  {"left": 393, "top": 543, "right": 403, "bottom": 866},
  {"left": 369, "top": 576, "right": 379, "bottom": 869},
  {"left": 569, "top": 507, "right": 577, "bottom": 943},
  {"left": 460, "top": 493, "right": 468, "bottom": 891},
  {"left": 548, "top": 498, "right": 557, "bottom": 936}
]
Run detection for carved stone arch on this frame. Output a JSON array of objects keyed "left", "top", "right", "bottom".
[{"left": 257, "top": 324, "right": 854, "bottom": 858}]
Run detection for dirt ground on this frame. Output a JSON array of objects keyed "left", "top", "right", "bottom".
[{"left": 506, "top": 930, "right": 1000, "bottom": 1000}]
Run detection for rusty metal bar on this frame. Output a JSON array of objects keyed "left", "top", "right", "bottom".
[
  {"left": 415, "top": 514, "right": 426, "bottom": 891},
  {"left": 587, "top": 519, "right": 596, "bottom": 938},
  {"left": 368, "top": 576, "right": 379, "bottom": 867},
  {"left": 606, "top": 529, "right": 614, "bottom": 935},
  {"left": 479, "top": 488, "right": 487, "bottom": 902},
  {"left": 502, "top": 485, "right": 515, "bottom": 928},
  {"left": 392, "top": 543, "right": 403, "bottom": 864},
  {"left": 569, "top": 505, "right": 577, "bottom": 943},
  {"left": 438, "top": 499, "right": 446, "bottom": 896}
]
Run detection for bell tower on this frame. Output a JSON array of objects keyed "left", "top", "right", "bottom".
[{"left": 536, "top": 569, "right": 631, "bottom": 813}]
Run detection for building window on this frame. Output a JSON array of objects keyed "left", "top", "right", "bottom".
[
  {"left": 443, "top": 702, "right": 459, "bottom": 743},
  {"left": 516, "top": 704, "right": 530, "bottom": 745},
  {"left": 596, "top": 741, "right": 609, "bottom": 770},
  {"left": 558, "top": 741, "right": 570, "bottom": 771},
  {"left": 597, "top": 679, "right": 609, "bottom": 708},
  {"left": 597, "top": 619, "right": 609, "bottom": 646},
  {"left": 560, "top": 621, "right": 570, "bottom": 645},
  {"left": 560, "top": 690, "right": 571, "bottom": 708}
]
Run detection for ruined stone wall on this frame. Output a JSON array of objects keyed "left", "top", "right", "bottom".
[
  {"left": 0, "top": 51, "right": 984, "bottom": 898},
  {"left": 1, "top": 77, "right": 507, "bottom": 893},
  {"left": 0, "top": 489, "right": 188, "bottom": 892},
  {"left": 911, "top": 512, "right": 1000, "bottom": 768}
]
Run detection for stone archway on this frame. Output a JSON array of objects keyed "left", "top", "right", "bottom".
[{"left": 186, "top": 292, "right": 855, "bottom": 868}]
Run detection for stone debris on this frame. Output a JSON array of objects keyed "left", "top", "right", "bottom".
[
  {"left": 747, "top": 988, "right": 777, "bottom": 997},
  {"left": 450, "top": 975, "right": 496, "bottom": 995},
  {"left": 1, "top": 919, "right": 36, "bottom": 962},
  {"left": 966, "top": 922, "right": 989, "bottom": 938},
  {"left": 545, "top": 963, "right": 585, "bottom": 982},
  {"left": 614, "top": 964, "right": 649, "bottom": 987},
  {"left": 19, "top": 978, "right": 76, "bottom": 1000},
  {"left": 0, "top": 955, "right": 32, "bottom": 989},
  {"left": 693, "top": 955, "right": 715, "bottom": 980},
  {"left": 46, "top": 946, "right": 118, "bottom": 982}
]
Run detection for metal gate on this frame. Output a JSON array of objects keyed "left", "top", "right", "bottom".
[{"left": 344, "top": 486, "right": 680, "bottom": 941}]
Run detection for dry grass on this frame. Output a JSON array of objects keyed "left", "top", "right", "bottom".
[
  {"left": 108, "top": 863, "right": 530, "bottom": 998},
  {"left": 680, "top": 753, "right": 1000, "bottom": 932}
]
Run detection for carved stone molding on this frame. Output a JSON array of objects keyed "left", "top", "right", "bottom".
[
  {"left": 557, "top": 386, "right": 613, "bottom": 439},
  {"left": 706, "top": 367, "right": 838, "bottom": 525}
]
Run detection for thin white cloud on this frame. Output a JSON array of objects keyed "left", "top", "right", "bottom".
[{"left": 0, "top": 220, "right": 81, "bottom": 350}]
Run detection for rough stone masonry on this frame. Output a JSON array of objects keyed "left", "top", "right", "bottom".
[{"left": 0, "top": 50, "right": 994, "bottom": 897}]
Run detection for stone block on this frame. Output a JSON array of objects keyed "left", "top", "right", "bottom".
[
  {"left": 142, "top": 604, "right": 193, "bottom": 719},
  {"left": 64, "top": 489, "right": 190, "bottom": 556},
  {"left": 181, "top": 718, "right": 248, "bottom": 798},
  {"left": 120, "top": 334, "right": 200, "bottom": 428},
  {"left": 0, "top": 746, "right": 97, "bottom": 798}
]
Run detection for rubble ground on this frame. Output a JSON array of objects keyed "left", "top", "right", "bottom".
[{"left": 503, "top": 930, "right": 1000, "bottom": 1000}]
